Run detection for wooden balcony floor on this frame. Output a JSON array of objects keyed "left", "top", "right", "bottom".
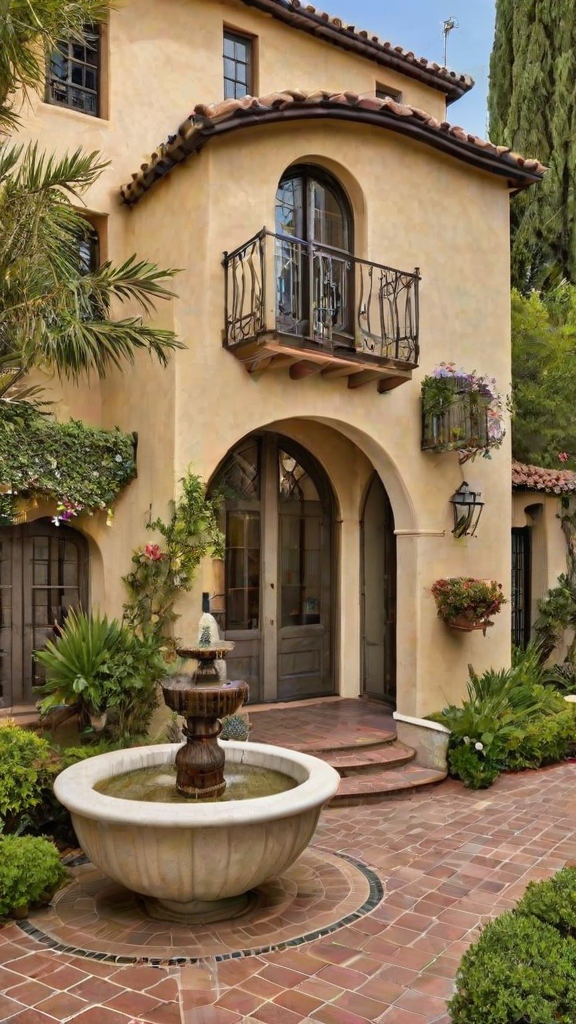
[{"left": 226, "top": 332, "right": 415, "bottom": 393}]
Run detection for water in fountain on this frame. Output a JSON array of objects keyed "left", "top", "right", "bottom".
[{"left": 95, "top": 762, "right": 296, "bottom": 802}]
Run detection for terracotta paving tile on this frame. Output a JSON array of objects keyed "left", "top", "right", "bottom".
[
  {"left": 34, "top": 991, "right": 90, "bottom": 1020},
  {"left": 4, "top": 979, "right": 57, "bottom": 1006},
  {"left": 6, "top": 1011, "right": 63, "bottom": 1024},
  {"left": 274, "top": 988, "right": 324, "bottom": 1016},
  {"left": 356, "top": 976, "right": 404, "bottom": 1004},
  {"left": 315, "top": 964, "right": 368, "bottom": 989},
  {"left": 109, "top": 965, "right": 165, "bottom": 991},
  {"left": 105, "top": 989, "right": 164, "bottom": 1017},
  {"left": 215, "top": 986, "right": 264, "bottom": 1016},
  {"left": 377, "top": 1008, "right": 428, "bottom": 1023},
  {"left": 0, "top": 944, "right": 27, "bottom": 966},
  {"left": 144, "top": 977, "right": 179, "bottom": 1001},
  {"left": 4, "top": 953, "right": 58, "bottom": 980},
  {"left": 307, "top": 940, "right": 363, "bottom": 965},
  {"left": 69, "top": 977, "right": 125, "bottom": 1004},
  {"left": 333, "top": 989, "right": 390, "bottom": 1019},
  {"left": 0, "top": 994, "right": 26, "bottom": 1020},
  {"left": 139, "top": 1001, "right": 182, "bottom": 1024},
  {"left": 240, "top": 975, "right": 285, "bottom": 1000},
  {"left": 252, "top": 1001, "right": 304, "bottom": 1024},
  {"left": 63, "top": 1008, "right": 133, "bottom": 1023},
  {"left": 396, "top": 989, "right": 448, "bottom": 1016},
  {"left": 259, "top": 964, "right": 309, "bottom": 989},
  {"left": 311, "top": 1002, "right": 378, "bottom": 1024},
  {"left": 296, "top": 976, "right": 346, "bottom": 1002},
  {"left": 39, "top": 965, "right": 91, "bottom": 991},
  {"left": 0, "top": 964, "right": 25, "bottom": 992}
]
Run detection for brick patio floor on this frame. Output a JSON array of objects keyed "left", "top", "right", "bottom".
[{"left": 3, "top": 758, "right": 576, "bottom": 1023}]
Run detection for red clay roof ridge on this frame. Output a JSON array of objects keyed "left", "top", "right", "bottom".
[
  {"left": 512, "top": 460, "right": 576, "bottom": 495},
  {"left": 120, "top": 90, "right": 546, "bottom": 206},
  {"left": 239, "top": 0, "right": 473, "bottom": 100}
]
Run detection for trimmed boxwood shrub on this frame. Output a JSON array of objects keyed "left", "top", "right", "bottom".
[
  {"left": 516, "top": 867, "right": 576, "bottom": 938},
  {"left": 0, "top": 723, "right": 60, "bottom": 833},
  {"left": 504, "top": 706, "right": 576, "bottom": 771},
  {"left": 0, "top": 836, "right": 66, "bottom": 918},
  {"left": 449, "top": 911, "right": 576, "bottom": 1023}
]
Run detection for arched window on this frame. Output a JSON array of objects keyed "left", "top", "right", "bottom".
[{"left": 274, "top": 166, "right": 354, "bottom": 344}]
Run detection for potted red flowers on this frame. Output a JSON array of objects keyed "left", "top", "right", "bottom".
[{"left": 431, "top": 577, "right": 505, "bottom": 634}]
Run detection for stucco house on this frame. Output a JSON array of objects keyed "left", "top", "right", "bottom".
[{"left": 2, "top": 0, "right": 544, "bottom": 738}]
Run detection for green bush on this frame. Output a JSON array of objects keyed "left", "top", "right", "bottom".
[
  {"left": 447, "top": 743, "right": 502, "bottom": 790},
  {"left": 433, "top": 647, "right": 576, "bottom": 788},
  {"left": 0, "top": 835, "right": 66, "bottom": 918},
  {"left": 35, "top": 609, "right": 166, "bottom": 740},
  {"left": 449, "top": 911, "right": 576, "bottom": 1023},
  {"left": 0, "top": 723, "right": 60, "bottom": 833},
  {"left": 517, "top": 867, "right": 576, "bottom": 938},
  {"left": 505, "top": 704, "right": 576, "bottom": 770}
]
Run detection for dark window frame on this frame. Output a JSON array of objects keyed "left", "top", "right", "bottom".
[
  {"left": 223, "top": 29, "right": 254, "bottom": 100},
  {"left": 511, "top": 526, "right": 532, "bottom": 648},
  {"left": 46, "top": 24, "right": 101, "bottom": 117},
  {"left": 375, "top": 83, "right": 403, "bottom": 103}
]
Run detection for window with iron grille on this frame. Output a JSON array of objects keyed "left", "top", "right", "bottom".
[
  {"left": 511, "top": 527, "right": 531, "bottom": 648},
  {"left": 47, "top": 25, "right": 100, "bottom": 116},
  {"left": 223, "top": 30, "right": 253, "bottom": 100}
]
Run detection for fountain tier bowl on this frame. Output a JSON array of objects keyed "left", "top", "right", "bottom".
[{"left": 54, "top": 742, "right": 340, "bottom": 922}]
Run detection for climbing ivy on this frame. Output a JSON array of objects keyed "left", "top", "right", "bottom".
[{"left": 0, "top": 415, "right": 136, "bottom": 525}]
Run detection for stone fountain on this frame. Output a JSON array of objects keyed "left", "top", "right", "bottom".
[{"left": 54, "top": 596, "right": 339, "bottom": 923}]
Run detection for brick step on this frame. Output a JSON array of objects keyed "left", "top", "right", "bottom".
[
  {"left": 291, "top": 730, "right": 397, "bottom": 755},
  {"left": 322, "top": 741, "right": 416, "bottom": 776},
  {"left": 329, "top": 764, "right": 447, "bottom": 806}
]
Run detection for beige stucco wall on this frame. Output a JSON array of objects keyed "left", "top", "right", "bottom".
[
  {"left": 12, "top": 0, "right": 515, "bottom": 717},
  {"left": 512, "top": 491, "right": 570, "bottom": 649}
]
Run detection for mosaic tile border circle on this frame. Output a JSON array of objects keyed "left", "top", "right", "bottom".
[{"left": 18, "top": 849, "right": 383, "bottom": 967}]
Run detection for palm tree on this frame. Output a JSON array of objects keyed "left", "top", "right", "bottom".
[{"left": 0, "top": 0, "right": 180, "bottom": 391}]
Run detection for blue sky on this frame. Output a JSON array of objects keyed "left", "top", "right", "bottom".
[{"left": 324, "top": 0, "right": 496, "bottom": 137}]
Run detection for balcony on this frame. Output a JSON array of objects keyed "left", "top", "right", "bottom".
[{"left": 223, "top": 229, "right": 420, "bottom": 392}]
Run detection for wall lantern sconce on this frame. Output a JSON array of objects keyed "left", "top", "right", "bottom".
[{"left": 450, "top": 481, "right": 484, "bottom": 538}]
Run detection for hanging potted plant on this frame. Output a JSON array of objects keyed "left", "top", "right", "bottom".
[
  {"left": 431, "top": 577, "right": 506, "bottom": 634},
  {"left": 421, "top": 364, "right": 506, "bottom": 465}
]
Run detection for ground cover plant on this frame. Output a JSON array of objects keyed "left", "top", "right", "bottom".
[
  {"left": 0, "top": 835, "right": 66, "bottom": 919},
  {"left": 450, "top": 867, "right": 576, "bottom": 1023},
  {"left": 433, "top": 645, "right": 576, "bottom": 788}
]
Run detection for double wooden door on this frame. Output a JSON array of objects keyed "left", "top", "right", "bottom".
[
  {"left": 214, "top": 433, "right": 334, "bottom": 703},
  {"left": 0, "top": 521, "right": 88, "bottom": 708}
]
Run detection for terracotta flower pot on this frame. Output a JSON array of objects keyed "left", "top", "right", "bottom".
[
  {"left": 89, "top": 711, "right": 107, "bottom": 732},
  {"left": 446, "top": 613, "right": 493, "bottom": 634}
]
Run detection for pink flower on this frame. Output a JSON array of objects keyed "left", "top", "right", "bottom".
[
  {"left": 144, "top": 543, "right": 164, "bottom": 561},
  {"left": 559, "top": 452, "right": 569, "bottom": 463}
]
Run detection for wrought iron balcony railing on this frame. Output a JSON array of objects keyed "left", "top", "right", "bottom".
[{"left": 223, "top": 229, "right": 420, "bottom": 367}]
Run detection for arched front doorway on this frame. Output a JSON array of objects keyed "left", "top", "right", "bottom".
[
  {"left": 211, "top": 432, "right": 334, "bottom": 703},
  {"left": 0, "top": 520, "right": 88, "bottom": 708},
  {"left": 361, "top": 474, "right": 397, "bottom": 707}
]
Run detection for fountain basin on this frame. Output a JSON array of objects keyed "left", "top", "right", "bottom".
[{"left": 54, "top": 741, "right": 340, "bottom": 922}]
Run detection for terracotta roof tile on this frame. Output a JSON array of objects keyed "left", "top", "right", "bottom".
[
  {"left": 239, "top": 0, "right": 473, "bottom": 101},
  {"left": 120, "top": 89, "right": 546, "bottom": 205},
  {"left": 512, "top": 461, "right": 576, "bottom": 495}
]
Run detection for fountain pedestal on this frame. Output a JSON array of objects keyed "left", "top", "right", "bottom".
[{"left": 162, "top": 637, "right": 248, "bottom": 799}]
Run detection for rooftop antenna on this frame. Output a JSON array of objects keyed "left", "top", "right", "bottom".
[{"left": 442, "top": 16, "right": 458, "bottom": 67}]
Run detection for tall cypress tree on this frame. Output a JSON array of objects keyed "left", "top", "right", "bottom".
[{"left": 489, "top": 0, "right": 576, "bottom": 291}]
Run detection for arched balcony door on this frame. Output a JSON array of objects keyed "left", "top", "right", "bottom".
[
  {"left": 275, "top": 165, "right": 355, "bottom": 345},
  {"left": 0, "top": 520, "right": 88, "bottom": 708},
  {"left": 211, "top": 432, "right": 334, "bottom": 703}
]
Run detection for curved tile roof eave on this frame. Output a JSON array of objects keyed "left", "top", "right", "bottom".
[
  {"left": 239, "top": 0, "right": 474, "bottom": 102},
  {"left": 120, "top": 91, "right": 546, "bottom": 207},
  {"left": 512, "top": 460, "right": 576, "bottom": 496}
]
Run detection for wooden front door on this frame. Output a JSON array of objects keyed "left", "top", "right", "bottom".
[
  {"left": 361, "top": 474, "right": 397, "bottom": 707},
  {"left": 213, "top": 433, "right": 334, "bottom": 703},
  {"left": 0, "top": 521, "right": 88, "bottom": 709}
]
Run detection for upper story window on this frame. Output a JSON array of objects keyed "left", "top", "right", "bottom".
[
  {"left": 223, "top": 30, "right": 253, "bottom": 100},
  {"left": 47, "top": 25, "right": 100, "bottom": 116},
  {"left": 78, "top": 222, "right": 100, "bottom": 274},
  {"left": 376, "top": 83, "right": 402, "bottom": 103}
]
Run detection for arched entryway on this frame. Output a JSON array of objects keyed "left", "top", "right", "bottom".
[
  {"left": 210, "top": 432, "right": 334, "bottom": 703},
  {"left": 361, "top": 473, "right": 397, "bottom": 707},
  {"left": 0, "top": 520, "right": 88, "bottom": 708}
]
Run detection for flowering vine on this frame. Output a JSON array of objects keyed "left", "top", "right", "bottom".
[
  {"left": 0, "top": 415, "right": 136, "bottom": 526},
  {"left": 421, "top": 363, "right": 507, "bottom": 464}
]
